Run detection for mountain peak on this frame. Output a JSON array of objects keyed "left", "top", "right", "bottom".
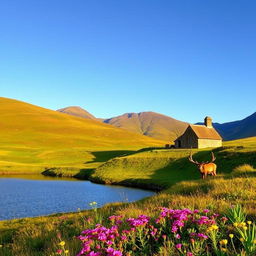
[
  {"left": 57, "top": 106, "right": 96, "bottom": 120},
  {"left": 104, "top": 111, "right": 188, "bottom": 142}
]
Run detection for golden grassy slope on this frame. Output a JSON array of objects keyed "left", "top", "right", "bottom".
[
  {"left": 0, "top": 97, "right": 164, "bottom": 173},
  {"left": 0, "top": 97, "right": 163, "bottom": 149}
]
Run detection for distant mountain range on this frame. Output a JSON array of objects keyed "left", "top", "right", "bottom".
[
  {"left": 206, "top": 112, "right": 256, "bottom": 141},
  {"left": 104, "top": 112, "right": 188, "bottom": 142},
  {"left": 58, "top": 106, "right": 256, "bottom": 142},
  {"left": 57, "top": 107, "right": 188, "bottom": 142}
]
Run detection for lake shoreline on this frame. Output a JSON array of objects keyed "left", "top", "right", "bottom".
[
  {"left": 0, "top": 174, "right": 156, "bottom": 221},
  {"left": 0, "top": 165, "right": 164, "bottom": 192}
]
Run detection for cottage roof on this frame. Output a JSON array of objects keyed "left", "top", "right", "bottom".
[{"left": 189, "top": 124, "right": 222, "bottom": 140}]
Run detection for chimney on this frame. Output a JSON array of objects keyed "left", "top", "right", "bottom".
[{"left": 204, "top": 116, "right": 212, "bottom": 128}]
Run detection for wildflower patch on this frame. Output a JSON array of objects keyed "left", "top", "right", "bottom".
[{"left": 75, "top": 206, "right": 256, "bottom": 255}]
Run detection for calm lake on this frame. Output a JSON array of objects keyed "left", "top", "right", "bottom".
[{"left": 0, "top": 175, "right": 155, "bottom": 220}]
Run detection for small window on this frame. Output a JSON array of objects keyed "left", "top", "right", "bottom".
[{"left": 178, "top": 140, "right": 181, "bottom": 148}]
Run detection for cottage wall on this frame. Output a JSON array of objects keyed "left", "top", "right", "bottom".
[
  {"left": 175, "top": 126, "right": 198, "bottom": 148},
  {"left": 198, "top": 139, "right": 222, "bottom": 149}
]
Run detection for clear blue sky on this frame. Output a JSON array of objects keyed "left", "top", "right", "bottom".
[{"left": 0, "top": 0, "right": 255, "bottom": 123}]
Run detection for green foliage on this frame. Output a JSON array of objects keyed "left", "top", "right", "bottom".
[
  {"left": 236, "top": 222, "right": 256, "bottom": 255},
  {"left": 226, "top": 205, "right": 246, "bottom": 224}
]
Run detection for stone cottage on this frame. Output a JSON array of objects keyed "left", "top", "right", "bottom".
[{"left": 174, "top": 117, "right": 222, "bottom": 149}]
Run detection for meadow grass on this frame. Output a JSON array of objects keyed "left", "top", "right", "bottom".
[
  {"left": 0, "top": 147, "right": 136, "bottom": 176},
  {"left": 0, "top": 137, "right": 256, "bottom": 255},
  {"left": 90, "top": 143, "right": 256, "bottom": 190}
]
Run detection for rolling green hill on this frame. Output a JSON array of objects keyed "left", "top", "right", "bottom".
[
  {"left": 90, "top": 136, "right": 256, "bottom": 190},
  {"left": 0, "top": 97, "right": 163, "bottom": 174},
  {"left": 104, "top": 112, "right": 188, "bottom": 142}
]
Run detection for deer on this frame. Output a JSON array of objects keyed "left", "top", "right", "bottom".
[{"left": 188, "top": 152, "right": 217, "bottom": 179}]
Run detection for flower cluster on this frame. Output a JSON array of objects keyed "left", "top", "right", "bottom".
[
  {"left": 76, "top": 206, "right": 256, "bottom": 256},
  {"left": 126, "top": 215, "right": 150, "bottom": 227}
]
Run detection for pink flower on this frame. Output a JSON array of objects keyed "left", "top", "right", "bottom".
[
  {"left": 171, "top": 225, "right": 178, "bottom": 233},
  {"left": 150, "top": 228, "right": 158, "bottom": 236},
  {"left": 98, "top": 234, "right": 107, "bottom": 241},
  {"left": 127, "top": 215, "right": 150, "bottom": 227},
  {"left": 221, "top": 217, "right": 228, "bottom": 223},
  {"left": 106, "top": 241, "right": 113, "bottom": 245},
  {"left": 175, "top": 233, "right": 181, "bottom": 239},
  {"left": 108, "top": 216, "right": 116, "bottom": 221},
  {"left": 108, "top": 215, "right": 123, "bottom": 225},
  {"left": 121, "top": 235, "right": 127, "bottom": 241},
  {"left": 175, "top": 243, "right": 182, "bottom": 250},
  {"left": 197, "top": 233, "right": 208, "bottom": 240},
  {"left": 106, "top": 247, "right": 122, "bottom": 256},
  {"left": 162, "top": 234, "right": 167, "bottom": 240},
  {"left": 86, "top": 252, "right": 101, "bottom": 256}
]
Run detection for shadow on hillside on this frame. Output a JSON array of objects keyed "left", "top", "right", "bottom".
[
  {"left": 137, "top": 147, "right": 166, "bottom": 153},
  {"left": 84, "top": 150, "right": 136, "bottom": 164},
  {"left": 146, "top": 149, "right": 256, "bottom": 190},
  {"left": 87, "top": 148, "right": 256, "bottom": 194},
  {"left": 148, "top": 155, "right": 201, "bottom": 189},
  {"left": 100, "top": 178, "right": 164, "bottom": 192},
  {"left": 74, "top": 168, "right": 95, "bottom": 179}
]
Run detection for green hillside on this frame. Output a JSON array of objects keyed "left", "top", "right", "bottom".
[
  {"left": 104, "top": 111, "right": 188, "bottom": 142},
  {"left": 0, "top": 97, "right": 163, "bottom": 174},
  {"left": 91, "top": 137, "right": 256, "bottom": 189}
]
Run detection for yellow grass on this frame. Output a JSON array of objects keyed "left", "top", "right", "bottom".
[{"left": 0, "top": 97, "right": 164, "bottom": 174}]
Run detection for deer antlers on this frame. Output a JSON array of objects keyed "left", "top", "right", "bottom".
[
  {"left": 188, "top": 151, "right": 200, "bottom": 164},
  {"left": 188, "top": 151, "right": 216, "bottom": 164},
  {"left": 211, "top": 152, "right": 216, "bottom": 162}
]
